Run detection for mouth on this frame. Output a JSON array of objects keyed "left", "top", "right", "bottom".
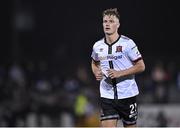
[{"left": 105, "top": 28, "right": 110, "bottom": 30}]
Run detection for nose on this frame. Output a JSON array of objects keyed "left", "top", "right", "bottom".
[{"left": 105, "top": 23, "right": 110, "bottom": 27}]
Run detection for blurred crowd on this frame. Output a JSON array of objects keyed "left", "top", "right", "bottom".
[
  {"left": 137, "top": 58, "right": 180, "bottom": 104},
  {"left": 0, "top": 59, "right": 100, "bottom": 127},
  {"left": 0, "top": 58, "right": 180, "bottom": 127}
]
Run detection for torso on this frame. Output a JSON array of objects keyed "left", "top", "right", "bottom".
[{"left": 91, "top": 35, "right": 142, "bottom": 99}]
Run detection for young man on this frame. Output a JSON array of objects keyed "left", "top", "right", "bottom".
[{"left": 91, "top": 8, "right": 145, "bottom": 127}]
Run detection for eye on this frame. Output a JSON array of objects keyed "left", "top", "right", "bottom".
[
  {"left": 103, "top": 20, "right": 107, "bottom": 23},
  {"left": 109, "top": 20, "right": 114, "bottom": 23}
]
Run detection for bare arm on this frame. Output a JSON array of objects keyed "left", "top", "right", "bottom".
[
  {"left": 107, "top": 59, "right": 145, "bottom": 79},
  {"left": 91, "top": 60, "right": 103, "bottom": 81}
]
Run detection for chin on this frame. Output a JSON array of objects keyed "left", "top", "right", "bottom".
[{"left": 105, "top": 32, "right": 113, "bottom": 35}]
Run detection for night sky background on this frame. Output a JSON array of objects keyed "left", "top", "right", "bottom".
[{"left": 2, "top": 0, "right": 180, "bottom": 73}]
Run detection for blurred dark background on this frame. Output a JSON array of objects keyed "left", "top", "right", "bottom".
[{"left": 1, "top": 0, "right": 180, "bottom": 127}]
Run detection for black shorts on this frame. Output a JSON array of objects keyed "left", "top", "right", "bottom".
[{"left": 100, "top": 96, "right": 138, "bottom": 126}]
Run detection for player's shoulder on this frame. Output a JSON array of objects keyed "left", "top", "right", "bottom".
[
  {"left": 121, "top": 35, "right": 135, "bottom": 44},
  {"left": 120, "top": 35, "right": 137, "bottom": 50},
  {"left": 93, "top": 38, "right": 104, "bottom": 48},
  {"left": 121, "top": 35, "right": 131, "bottom": 41}
]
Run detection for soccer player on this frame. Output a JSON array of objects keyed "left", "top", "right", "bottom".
[{"left": 91, "top": 8, "right": 145, "bottom": 127}]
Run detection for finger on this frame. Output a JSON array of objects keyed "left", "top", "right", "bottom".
[
  {"left": 98, "top": 71, "right": 103, "bottom": 76},
  {"left": 109, "top": 73, "right": 113, "bottom": 78},
  {"left": 111, "top": 75, "right": 115, "bottom": 79},
  {"left": 108, "top": 71, "right": 114, "bottom": 77},
  {"left": 107, "top": 70, "right": 111, "bottom": 75},
  {"left": 97, "top": 73, "right": 103, "bottom": 77},
  {"left": 96, "top": 74, "right": 103, "bottom": 78},
  {"left": 96, "top": 76, "right": 102, "bottom": 81}
]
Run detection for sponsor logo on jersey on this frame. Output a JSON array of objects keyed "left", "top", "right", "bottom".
[{"left": 99, "top": 54, "right": 122, "bottom": 60}]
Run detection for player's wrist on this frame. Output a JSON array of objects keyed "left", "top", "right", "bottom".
[{"left": 118, "top": 70, "right": 125, "bottom": 78}]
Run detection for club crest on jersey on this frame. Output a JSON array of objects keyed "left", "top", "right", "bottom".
[{"left": 116, "top": 46, "right": 122, "bottom": 52}]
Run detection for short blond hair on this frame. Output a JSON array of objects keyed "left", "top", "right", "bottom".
[{"left": 102, "top": 8, "right": 120, "bottom": 20}]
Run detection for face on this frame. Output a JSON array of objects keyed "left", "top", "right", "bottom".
[{"left": 103, "top": 15, "right": 120, "bottom": 35}]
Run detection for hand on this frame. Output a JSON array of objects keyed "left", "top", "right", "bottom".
[
  {"left": 94, "top": 69, "right": 103, "bottom": 81},
  {"left": 107, "top": 69, "right": 120, "bottom": 79}
]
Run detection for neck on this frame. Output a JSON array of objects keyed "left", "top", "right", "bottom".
[{"left": 105, "top": 33, "right": 119, "bottom": 44}]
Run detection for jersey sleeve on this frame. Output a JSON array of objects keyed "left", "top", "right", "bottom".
[
  {"left": 91, "top": 46, "right": 99, "bottom": 62},
  {"left": 127, "top": 39, "right": 142, "bottom": 62}
]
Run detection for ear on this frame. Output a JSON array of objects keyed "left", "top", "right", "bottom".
[{"left": 117, "top": 22, "right": 120, "bottom": 28}]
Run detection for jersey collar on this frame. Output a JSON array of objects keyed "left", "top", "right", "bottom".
[{"left": 104, "top": 35, "right": 121, "bottom": 46}]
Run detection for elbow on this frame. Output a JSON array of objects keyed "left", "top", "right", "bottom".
[
  {"left": 136, "top": 59, "right": 145, "bottom": 73},
  {"left": 140, "top": 63, "right": 145, "bottom": 73}
]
